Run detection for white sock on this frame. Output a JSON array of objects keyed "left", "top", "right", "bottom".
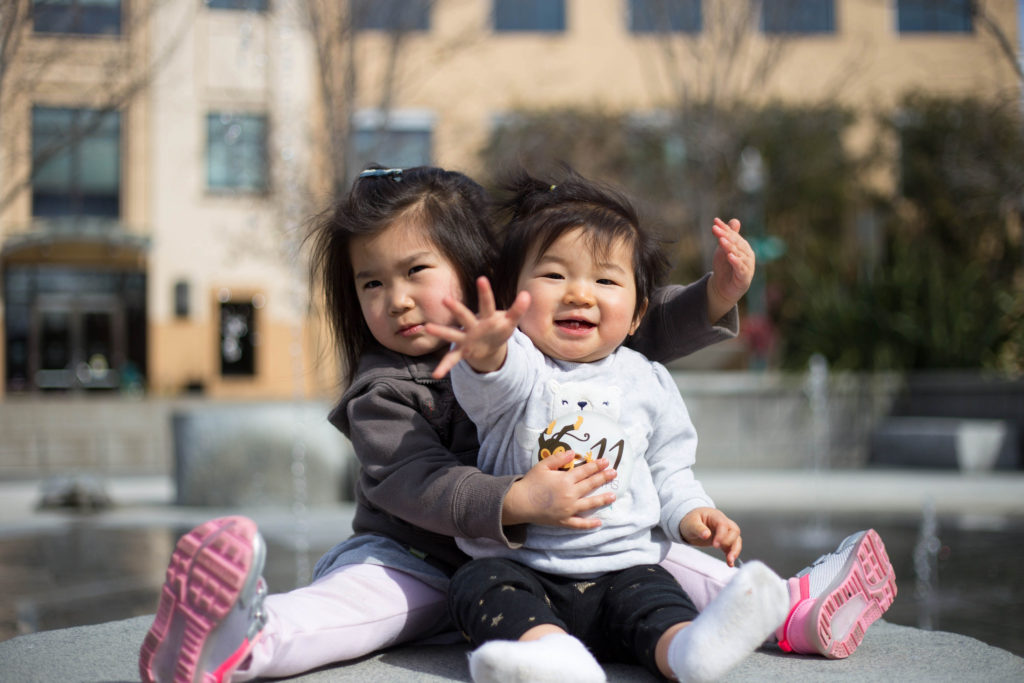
[
  {"left": 667, "top": 560, "right": 789, "bottom": 683},
  {"left": 467, "top": 633, "right": 606, "bottom": 683}
]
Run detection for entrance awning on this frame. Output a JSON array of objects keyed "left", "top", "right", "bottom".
[{"left": 1, "top": 219, "right": 150, "bottom": 268}]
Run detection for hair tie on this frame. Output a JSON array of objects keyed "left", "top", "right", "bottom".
[{"left": 359, "top": 168, "right": 403, "bottom": 181}]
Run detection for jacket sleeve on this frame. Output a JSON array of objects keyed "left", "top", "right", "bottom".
[
  {"left": 628, "top": 274, "right": 739, "bottom": 364},
  {"left": 345, "top": 380, "right": 524, "bottom": 546}
]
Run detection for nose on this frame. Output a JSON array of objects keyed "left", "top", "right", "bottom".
[
  {"left": 388, "top": 285, "right": 414, "bottom": 315},
  {"left": 563, "top": 280, "right": 594, "bottom": 306}
]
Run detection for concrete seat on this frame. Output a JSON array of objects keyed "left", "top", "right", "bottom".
[{"left": 1, "top": 614, "right": 1023, "bottom": 682}]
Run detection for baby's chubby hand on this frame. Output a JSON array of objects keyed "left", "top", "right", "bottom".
[
  {"left": 426, "top": 276, "right": 530, "bottom": 378},
  {"left": 679, "top": 507, "right": 743, "bottom": 567},
  {"left": 502, "top": 451, "right": 618, "bottom": 529}
]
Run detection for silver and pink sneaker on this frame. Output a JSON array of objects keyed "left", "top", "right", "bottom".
[
  {"left": 139, "top": 516, "right": 267, "bottom": 683},
  {"left": 776, "top": 528, "right": 897, "bottom": 659}
]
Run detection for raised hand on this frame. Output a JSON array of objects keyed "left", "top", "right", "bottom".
[
  {"left": 426, "top": 276, "right": 531, "bottom": 378},
  {"left": 708, "top": 218, "right": 756, "bottom": 323}
]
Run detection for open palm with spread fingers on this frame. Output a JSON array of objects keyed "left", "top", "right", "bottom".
[
  {"left": 710, "top": 218, "right": 755, "bottom": 305},
  {"left": 427, "top": 276, "right": 531, "bottom": 378}
]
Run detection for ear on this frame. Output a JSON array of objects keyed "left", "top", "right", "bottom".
[{"left": 629, "top": 297, "right": 649, "bottom": 336}]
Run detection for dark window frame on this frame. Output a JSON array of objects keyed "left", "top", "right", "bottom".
[
  {"left": 206, "top": 112, "right": 270, "bottom": 194},
  {"left": 493, "top": 0, "right": 566, "bottom": 33},
  {"left": 628, "top": 0, "right": 702, "bottom": 34},
  {"left": 206, "top": 0, "right": 269, "bottom": 10},
  {"left": 32, "top": 0, "right": 123, "bottom": 36},
  {"left": 760, "top": 0, "right": 836, "bottom": 35},
  {"left": 350, "top": 110, "right": 434, "bottom": 179},
  {"left": 351, "top": 0, "right": 431, "bottom": 32},
  {"left": 896, "top": 0, "right": 973, "bottom": 34},
  {"left": 31, "top": 106, "right": 122, "bottom": 219}
]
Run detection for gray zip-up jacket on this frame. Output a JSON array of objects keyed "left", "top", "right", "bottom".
[{"left": 328, "top": 275, "right": 736, "bottom": 573}]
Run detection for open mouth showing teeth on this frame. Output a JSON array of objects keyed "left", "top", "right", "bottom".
[{"left": 556, "top": 320, "right": 595, "bottom": 330}]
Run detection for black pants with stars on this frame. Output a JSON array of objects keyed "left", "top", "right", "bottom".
[{"left": 448, "top": 556, "right": 699, "bottom": 677}]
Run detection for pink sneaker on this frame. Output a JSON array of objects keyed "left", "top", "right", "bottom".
[
  {"left": 776, "top": 528, "right": 897, "bottom": 659},
  {"left": 139, "top": 516, "right": 267, "bottom": 683}
]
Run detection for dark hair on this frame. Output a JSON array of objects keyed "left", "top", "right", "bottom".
[
  {"left": 308, "top": 166, "right": 497, "bottom": 382},
  {"left": 493, "top": 166, "right": 668, "bottom": 322}
]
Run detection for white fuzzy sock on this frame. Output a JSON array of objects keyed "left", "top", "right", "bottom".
[
  {"left": 667, "top": 560, "right": 789, "bottom": 683},
  {"left": 467, "top": 633, "right": 606, "bottom": 683}
]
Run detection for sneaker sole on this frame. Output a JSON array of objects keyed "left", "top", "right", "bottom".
[
  {"left": 809, "top": 528, "right": 897, "bottom": 659},
  {"left": 139, "top": 516, "right": 262, "bottom": 683}
]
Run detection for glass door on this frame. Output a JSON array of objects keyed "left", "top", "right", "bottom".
[
  {"left": 37, "top": 307, "right": 74, "bottom": 389},
  {"left": 32, "top": 296, "right": 122, "bottom": 391}
]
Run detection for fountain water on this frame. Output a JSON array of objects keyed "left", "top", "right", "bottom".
[
  {"left": 913, "top": 498, "right": 942, "bottom": 630},
  {"left": 798, "top": 353, "right": 834, "bottom": 548}
]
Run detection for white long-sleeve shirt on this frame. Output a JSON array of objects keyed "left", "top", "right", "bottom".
[{"left": 452, "top": 329, "right": 714, "bottom": 577}]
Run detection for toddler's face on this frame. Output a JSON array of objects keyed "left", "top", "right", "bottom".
[
  {"left": 351, "top": 218, "right": 463, "bottom": 357},
  {"left": 515, "top": 227, "right": 641, "bottom": 363}
]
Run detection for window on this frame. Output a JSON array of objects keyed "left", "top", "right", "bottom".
[
  {"left": 206, "top": 0, "right": 268, "bottom": 10},
  {"left": 207, "top": 113, "right": 268, "bottom": 193},
  {"left": 761, "top": 0, "right": 835, "bottom": 34},
  {"left": 897, "top": 0, "right": 972, "bottom": 33},
  {"left": 494, "top": 0, "right": 565, "bottom": 32},
  {"left": 350, "top": 111, "right": 433, "bottom": 179},
  {"left": 629, "top": 0, "right": 701, "bottom": 34},
  {"left": 351, "top": 0, "right": 430, "bottom": 31},
  {"left": 32, "top": 0, "right": 121, "bottom": 36},
  {"left": 220, "top": 301, "right": 256, "bottom": 376},
  {"left": 32, "top": 107, "right": 121, "bottom": 218}
]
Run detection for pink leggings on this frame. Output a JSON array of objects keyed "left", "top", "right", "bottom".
[{"left": 236, "top": 543, "right": 737, "bottom": 681}]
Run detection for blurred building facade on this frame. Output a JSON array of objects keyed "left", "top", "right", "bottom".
[{"left": 1, "top": 0, "right": 1019, "bottom": 400}]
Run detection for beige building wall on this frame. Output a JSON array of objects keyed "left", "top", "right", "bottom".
[
  {"left": 145, "top": 1, "right": 332, "bottom": 398},
  {"left": 1, "top": 0, "right": 1019, "bottom": 400},
  {"left": 345, "top": 0, "right": 1019, "bottom": 175}
]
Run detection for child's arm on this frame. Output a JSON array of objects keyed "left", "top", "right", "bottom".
[
  {"left": 642, "top": 360, "right": 736, "bottom": 558},
  {"left": 427, "top": 276, "right": 531, "bottom": 377},
  {"left": 340, "top": 384, "right": 616, "bottom": 548},
  {"left": 679, "top": 507, "right": 743, "bottom": 567},
  {"left": 628, "top": 218, "right": 754, "bottom": 364}
]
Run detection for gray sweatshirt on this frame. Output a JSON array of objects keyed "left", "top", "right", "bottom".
[{"left": 452, "top": 329, "right": 715, "bottom": 577}]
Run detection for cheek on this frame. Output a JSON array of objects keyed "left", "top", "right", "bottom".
[
  {"left": 608, "top": 294, "right": 638, "bottom": 329},
  {"left": 517, "top": 306, "right": 545, "bottom": 339},
  {"left": 360, "top": 299, "right": 386, "bottom": 333}
]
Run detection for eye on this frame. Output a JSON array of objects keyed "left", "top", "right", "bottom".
[
  {"left": 597, "top": 278, "right": 618, "bottom": 286},
  {"left": 561, "top": 400, "right": 569, "bottom": 405},
  {"left": 408, "top": 264, "right": 429, "bottom": 276},
  {"left": 362, "top": 280, "right": 382, "bottom": 290},
  {"left": 542, "top": 272, "right": 564, "bottom": 280}
]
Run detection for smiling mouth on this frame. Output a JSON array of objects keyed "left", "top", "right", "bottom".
[{"left": 555, "top": 319, "right": 595, "bottom": 332}]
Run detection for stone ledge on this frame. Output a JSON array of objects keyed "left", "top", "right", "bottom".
[{"left": 1, "top": 616, "right": 1021, "bottom": 682}]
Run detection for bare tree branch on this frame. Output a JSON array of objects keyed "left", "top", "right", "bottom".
[{"left": 970, "top": 0, "right": 1024, "bottom": 86}]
